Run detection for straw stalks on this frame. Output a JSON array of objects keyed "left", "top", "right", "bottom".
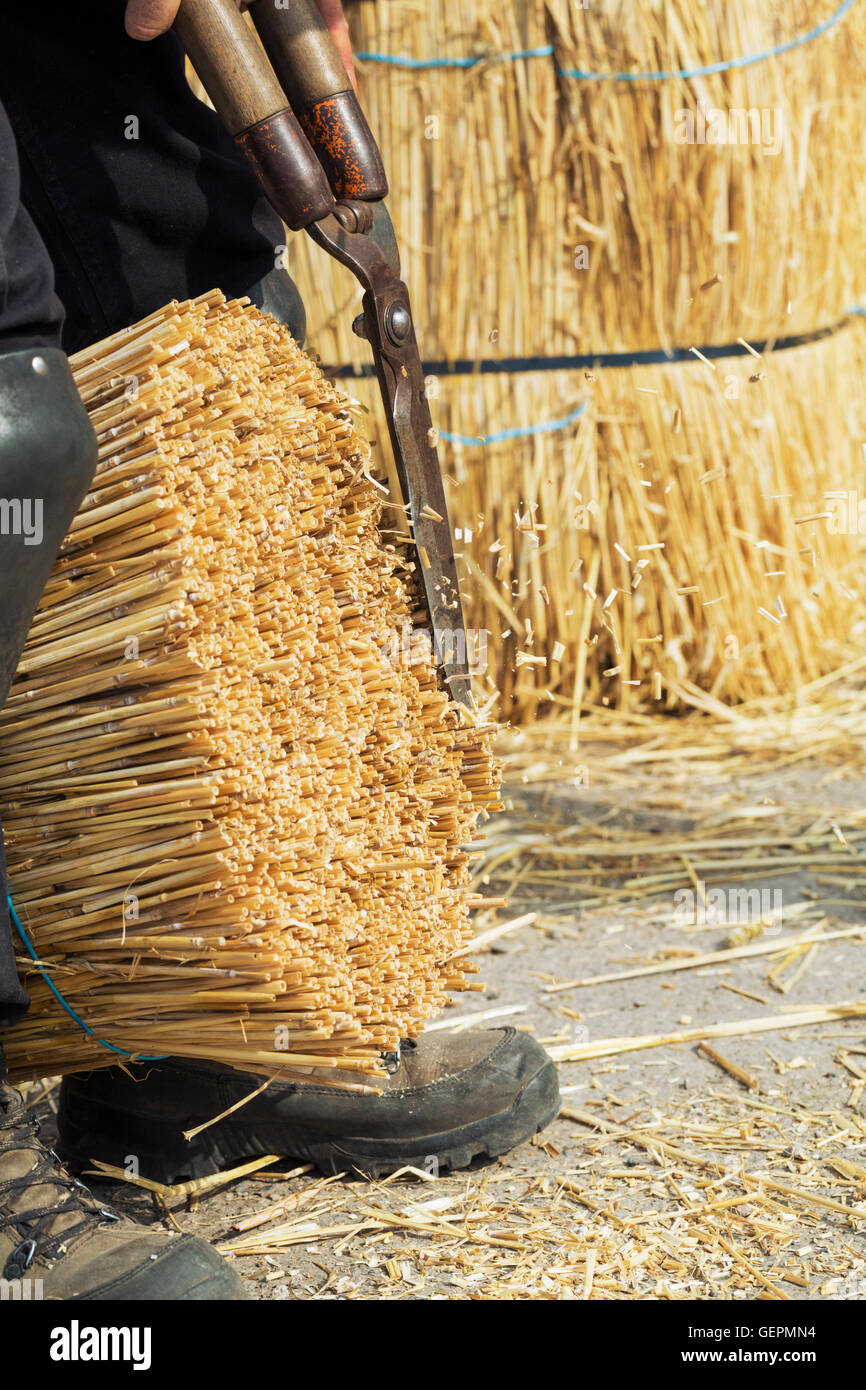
[{"left": 0, "top": 293, "right": 498, "bottom": 1085}]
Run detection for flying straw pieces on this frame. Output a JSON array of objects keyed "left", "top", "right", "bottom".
[
  {"left": 447, "top": 332, "right": 866, "bottom": 719},
  {"left": 0, "top": 292, "right": 499, "bottom": 1086},
  {"left": 287, "top": 0, "right": 866, "bottom": 720}
]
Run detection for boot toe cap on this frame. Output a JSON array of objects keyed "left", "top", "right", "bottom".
[{"left": 74, "top": 1233, "right": 247, "bottom": 1301}]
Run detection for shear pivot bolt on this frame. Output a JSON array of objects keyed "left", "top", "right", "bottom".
[{"left": 386, "top": 303, "right": 411, "bottom": 344}]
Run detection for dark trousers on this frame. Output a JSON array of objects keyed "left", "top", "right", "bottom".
[{"left": 0, "top": 2, "right": 284, "bottom": 1027}]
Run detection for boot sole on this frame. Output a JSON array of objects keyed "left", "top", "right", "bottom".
[{"left": 58, "top": 1061, "right": 560, "bottom": 1184}]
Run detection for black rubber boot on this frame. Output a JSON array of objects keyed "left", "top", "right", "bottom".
[
  {"left": 57, "top": 1029, "right": 561, "bottom": 1182},
  {"left": 0, "top": 347, "right": 98, "bottom": 705},
  {"left": 0, "top": 1067, "right": 247, "bottom": 1299}
]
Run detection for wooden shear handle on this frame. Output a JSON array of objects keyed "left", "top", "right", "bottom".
[
  {"left": 248, "top": 0, "right": 387, "bottom": 202},
  {"left": 173, "top": 0, "right": 335, "bottom": 229}
]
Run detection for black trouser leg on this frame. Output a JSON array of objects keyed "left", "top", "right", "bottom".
[
  {"left": 0, "top": 0, "right": 284, "bottom": 354},
  {"left": 0, "top": 95, "right": 66, "bottom": 1027},
  {"left": 0, "top": 96, "right": 98, "bottom": 1028},
  {"left": 0, "top": 817, "right": 27, "bottom": 1029}
]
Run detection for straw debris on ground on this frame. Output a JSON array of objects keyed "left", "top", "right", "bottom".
[{"left": 19, "top": 701, "right": 862, "bottom": 1300}]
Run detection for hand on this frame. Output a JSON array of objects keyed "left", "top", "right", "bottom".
[
  {"left": 125, "top": 0, "right": 189, "bottom": 40},
  {"left": 125, "top": 0, "right": 357, "bottom": 90}
]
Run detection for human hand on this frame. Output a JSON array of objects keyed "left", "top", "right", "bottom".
[{"left": 125, "top": 0, "right": 190, "bottom": 40}]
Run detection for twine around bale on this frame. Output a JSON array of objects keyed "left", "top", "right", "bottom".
[
  {"left": 357, "top": 0, "right": 858, "bottom": 79},
  {"left": 7, "top": 895, "right": 167, "bottom": 1061},
  {"left": 322, "top": 317, "right": 853, "bottom": 444}
]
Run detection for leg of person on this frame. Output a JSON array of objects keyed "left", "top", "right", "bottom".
[
  {"left": 0, "top": 0, "right": 304, "bottom": 354},
  {"left": 0, "top": 92, "right": 90, "bottom": 1029},
  {"left": 0, "top": 100, "right": 246, "bottom": 1297}
]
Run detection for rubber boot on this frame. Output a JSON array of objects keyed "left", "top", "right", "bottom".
[
  {"left": 58, "top": 1029, "right": 561, "bottom": 1182},
  {"left": 0, "top": 1053, "right": 246, "bottom": 1299},
  {"left": 0, "top": 348, "right": 98, "bottom": 705}
]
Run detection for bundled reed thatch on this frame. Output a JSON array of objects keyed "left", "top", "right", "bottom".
[
  {"left": 452, "top": 328, "right": 866, "bottom": 718},
  {"left": 288, "top": 0, "right": 866, "bottom": 719},
  {"left": 0, "top": 293, "right": 498, "bottom": 1086}
]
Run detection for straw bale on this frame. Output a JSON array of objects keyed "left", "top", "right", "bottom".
[
  {"left": 287, "top": 1, "right": 866, "bottom": 718},
  {"left": 0, "top": 293, "right": 498, "bottom": 1084}
]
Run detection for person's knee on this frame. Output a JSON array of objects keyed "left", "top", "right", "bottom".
[
  {"left": 0, "top": 347, "right": 96, "bottom": 703},
  {"left": 0, "top": 348, "right": 97, "bottom": 512}
]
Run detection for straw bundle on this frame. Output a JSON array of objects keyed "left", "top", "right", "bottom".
[
  {"left": 452, "top": 327, "right": 866, "bottom": 718},
  {"left": 0, "top": 293, "right": 498, "bottom": 1086},
  {"left": 287, "top": 0, "right": 866, "bottom": 719}
]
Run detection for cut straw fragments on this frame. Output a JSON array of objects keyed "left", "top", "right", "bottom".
[{"left": 0, "top": 292, "right": 499, "bottom": 1085}]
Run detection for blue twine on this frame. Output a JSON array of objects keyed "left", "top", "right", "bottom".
[
  {"left": 356, "top": 44, "right": 554, "bottom": 70},
  {"left": 438, "top": 400, "right": 587, "bottom": 446},
  {"left": 7, "top": 894, "right": 167, "bottom": 1061},
  {"left": 357, "top": 0, "right": 856, "bottom": 81}
]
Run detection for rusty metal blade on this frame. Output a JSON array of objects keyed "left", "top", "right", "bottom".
[{"left": 307, "top": 213, "right": 473, "bottom": 710}]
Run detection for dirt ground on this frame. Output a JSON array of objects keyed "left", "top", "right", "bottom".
[{"left": 32, "top": 748, "right": 866, "bottom": 1300}]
